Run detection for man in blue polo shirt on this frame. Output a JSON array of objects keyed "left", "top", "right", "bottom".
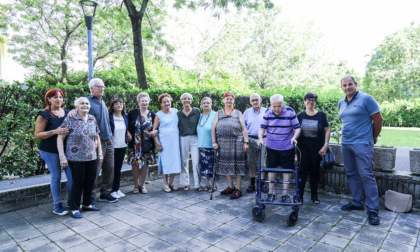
[{"left": 339, "top": 76, "right": 383, "bottom": 225}]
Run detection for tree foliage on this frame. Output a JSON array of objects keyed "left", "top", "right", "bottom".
[{"left": 364, "top": 23, "right": 420, "bottom": 102}]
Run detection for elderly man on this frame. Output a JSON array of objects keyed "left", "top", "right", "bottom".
[
  {"left": 339, "top": 76, "right": 383, "bottom": 225},
  {"left": 258, "top": 94, "right": 300, "bottom": 203},
  {"left": 87, "top": 78, "right": 118, "bottom": 203},
  {"left": 243, "top": 94, "right": 267, "bottom": 193}
]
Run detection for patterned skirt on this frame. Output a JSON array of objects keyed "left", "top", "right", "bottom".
[
  {"left": 199, "top": 148, "right": 215, "bottom": 178},
  {"left": 216, "top": 136, "right": 246, "bottom": 176}
]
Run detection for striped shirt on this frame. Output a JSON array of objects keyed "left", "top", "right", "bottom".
[{"left": 261, "top": 105, "right": 300, "bottom": 150}]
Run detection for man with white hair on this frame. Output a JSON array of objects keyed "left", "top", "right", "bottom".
[
  {"left": 258, "top": 94, "right": 300, "bottom": 203},
  {"left": 87, "top": 78, "right": 118, "bottom": 203},
  {"left": 243, "top": 93, "right": 267, "bottom": 193}
]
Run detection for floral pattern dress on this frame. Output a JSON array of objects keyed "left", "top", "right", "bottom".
[{"left": 128, "top": 109, "right": 156, "bottom": 166}]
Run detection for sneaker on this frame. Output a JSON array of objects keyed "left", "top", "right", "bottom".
[
  {"left": 116, "top": 190, "right": 126, "bottom": 198},
  {"left": 341, "top": 203, "right": 364, "bottom": 211},
  {"left": 281, "top": 195, "right": 291, "bottom": 203},
  {"left": 230, "top": 189, "right": 242, "bottom": 199},
  {"left": 266, "top": 194, "right": 276, "bottom": 202},
  {"left": 53, "top": 203, "right": 68, "bottom": 216},
  {"left": 99, "top": 193, "right": 118, "bottom": 203},
  {"left": 368, "top": 211, "right": 380, "bottom": 225},
  {"left": 170, "top": 184, "right": 178, "bottom": 191},
  {"left": 164, "top": 185, "right": 171, "bottom": 193},
  {"left": 110, "top": 191, "right": 121, "bottom": 199},
  {"left": 220, "top": 186, "right": 235, "bottom": 195},
  {"left": 70, "top": 210, "right": 83, "bottom": 218}
]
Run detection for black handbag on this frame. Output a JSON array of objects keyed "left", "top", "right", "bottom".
[
  {"left": 321, "top": 146, "right": 336, "bottom": 169},
  {"left": 141, "top": 140, "right": 152, "bottom": 154}
]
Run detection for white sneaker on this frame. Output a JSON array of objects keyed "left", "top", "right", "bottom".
[
  {"left": 163, "top": 185, "right": 171, "bottom": 193},
  {"left": 110, "top": 191, "right": 121, "bottom": 199},
  {"left": 116, "top": 190, "right": 126, "bottom": 198}
]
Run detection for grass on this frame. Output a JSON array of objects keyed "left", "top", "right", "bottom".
[{"left": 330, "top": 127, "right": 420, "bottom": 148}]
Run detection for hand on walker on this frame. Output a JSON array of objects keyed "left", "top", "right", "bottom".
[
  {"left": 257, "top": 139, "right": 263, "bottom": 147},
  {"left": 291, "top": 138, "right": 298, "bottom": 145}
]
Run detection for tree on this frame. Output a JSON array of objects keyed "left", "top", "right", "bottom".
[
  {"left": 6, "top": 0, "right": 131, "bottom": 84},
  {"left": 364, "top": 23, "right": 420, "bottom": 102}
]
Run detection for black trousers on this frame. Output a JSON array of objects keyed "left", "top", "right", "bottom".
[
  {"left": 68, "top": 160, "right": 97, "bottom": 210},
  {"left": 298, "top": 142, "right": 323, "bottom": 197},
  {"left": 112, "top": 147, "right": 126, "bottom": 192}
]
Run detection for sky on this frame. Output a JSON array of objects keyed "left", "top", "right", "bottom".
[{"left": 275, "top": 0, "right": 420, "bottom": 74}]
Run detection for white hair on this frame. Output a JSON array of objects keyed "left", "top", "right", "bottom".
[
  {"left": 180, "top": 93, "right": 193, "bottom": 101},
  {"left": 88, "top": 78, "right": 104, "bottom": 89},
  {"left": 250, "top": 93, "right": 261, "bottom": 100},
  {"left": 270, "top": 94, "right": 284, "bottom": 103},
  {"left": 201, "top": 97, "right": 212, "bottom": 103},
  {"left": 74, "top": 97, "right": 89, "bottom": 107},
  {"left": 137, "top": 92, "right": 150, "bottom": 103}
]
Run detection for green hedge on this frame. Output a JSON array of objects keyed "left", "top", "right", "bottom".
[{"left": 0, "top": 80, "right": 418, "bottom": 180}]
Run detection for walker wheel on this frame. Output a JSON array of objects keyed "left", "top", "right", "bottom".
[
  {"left": 286, "top": 209, "right": 298, "bottom": 226},
  {"left": 252, "top": 207, "right": 265, "bottom": 222}
]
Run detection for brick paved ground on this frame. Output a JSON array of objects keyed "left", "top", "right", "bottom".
[{"left": 1, "top": 177, "right": 419, "bottom": 252}]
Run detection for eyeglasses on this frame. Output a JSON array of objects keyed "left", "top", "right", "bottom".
[
  {"left": 251, "top": 99, "right": 259, "bottom": 102},
  {"left": 94, "top": 85, "right": 105, "bottom": 89},
  {"left": 307, "top": 99, "right": 316, "bottom": 103}
]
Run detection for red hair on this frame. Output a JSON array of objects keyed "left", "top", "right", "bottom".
[
  {"left": 44, "top": 88, "right": 65, "bottom": 116},
  {"left": 223, "top": 91, "right": 235, "bottom": 99}
]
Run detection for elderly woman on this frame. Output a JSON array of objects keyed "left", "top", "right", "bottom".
[
  {"left": 178, "top": 93, "right": 202, "bottom": 191},
  {"left": 57, "top": 97, "right": 102, "bottom": 218},
  {"left": 197, "top": 97, "right": 217, "bottom": 191},
  {"left": 109, "top": 98, "right": 131, "bottom": 199},
  {"left": 128, "top": 93, "right": 156, "bottom": 194},
  {"left": 292, "top": 92, "right": 330, "bottom": 204},
  {"left": 153, "top": 93, "right": 182, "bottom": 192},
  {"left": 211, "top": 92, "right": 249, "bottom": 199},
  {"left": 35, "top": 88, "right": 72, "bottom": 216},
  {"left": 258, "top": 94, "right": 301, "bottom": 203}
]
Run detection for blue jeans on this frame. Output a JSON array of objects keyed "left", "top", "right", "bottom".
[
  {"left": 341, "top": 144, "right": 379, "bottom": 213},
  {"left": 39, "top": 150, "right": 72, "bottom": 205}
]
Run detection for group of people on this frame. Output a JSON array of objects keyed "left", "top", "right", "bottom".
[{"left": 35, "top": 75, "right": 383, "bottom": 226}]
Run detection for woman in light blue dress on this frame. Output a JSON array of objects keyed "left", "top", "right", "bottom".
[{"left": 153, "top": 93, "right": 182, "bottom": 192}]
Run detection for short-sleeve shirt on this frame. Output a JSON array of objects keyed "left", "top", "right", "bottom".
[
  {"left": 197, "top": 111, "right": 216, "bottom": 148},
  {"left": 297, "top": 111, "right": 329, "bottom": 145},
  {"left": 178, "top": 108, "right": 200, "bottom": 136},
  {"left": 243, "top": 106, "right": 266, "bottom": 137},
  {"left": 338, "top": 91, "right": 380, "bottom": 145},
  {"left": 88, "top": 95, "right": 112, "bottom": 140},
  {"left": 37, "top": 109, "right": 69, "bottom": 153},
  {"left": 261, "top": 105, "right": 300, "bottom": 151},
  {"left": 61, "top": 114, "right": 100, "bottom": 162}
]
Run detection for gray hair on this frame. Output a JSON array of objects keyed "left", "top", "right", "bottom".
[
  {"left": 74, "top": 97, "right": 89, "bottom": 107},
  {"left": 88, "top": 78, "right": 104, "bottom": 89},
  {"left": 270, "top": 94, "right": 284, "bottom": 103},
  {"left": 200, "top": 97, "right": 212, "bottom": 103},
  {"left": 137, "top": 92, "right": 150, "bottom": 103},
  {"left": 180, "top": 93, "right": 193, "bottom": 101},
  {"left": 250, "top": 93, "right": 261, "bottom": 100},
  {"left": 341, "top": 75, "right": 356, "bottom": 85}
]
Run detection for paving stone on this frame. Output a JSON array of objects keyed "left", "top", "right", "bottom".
[
  {"left": 353, "top": 233, "right": 384, "bottom": 247},
  {"left": 386, "top": 231, "right": 418, "bottom": 245},
  {"left": 181, "top": 225, "right": 207, "bottom": 237},
  {"left": 46, "top": 228, "right": 76, "bottom": 241},
  {"left": 328, "top": 227, "right": 357, "bottom": 239},
  {"left": 29, "top": 242, "right": 62, "bottom": 252},
  {"left": 358, "top": 225, "right": 389, "bottom": 239},
  {"left": 310, "top": 243, "right": 342, "bottom": 252},
  {"left": 102, "top": 220, "right": 130, "bottom": 233},
  {"left": 320, "top": 234, "right": 350, "bottom": 248},
  {"left": 143, "top": 240, "right": 172, "bottom": 252},
  {"left": 179, "top": 238, "right": 211, "bottom": 251},
  {"left": 285, "top": 234, "right": 315, "bottom": 250},
  {"left": 202, "top": 246, "right": 227, "bottom": 252},
  {"left": 65, "top": 241, "right": 100, "bottom": 252},
  {"left": 91, "top": 233, "right": 123, "bottom": 249},
  {"left": 167, "top": 220, "right": 194, "bottom": 231},
  {"left": 0, "top": 244, "right": 23, "bottom": 252},
  {"left": 161, "top": 231, "right": 193, "bottom": 245},
  {"left": 4, "top": 223, "right": 35, "bottom": 235},
  {"left": 314, "top": 216, "right": 340, "bottom": 225},
  {"left": 390, "top": 224, "right": 420, "bottom": 237},
  {"left": 214, "top": 237, "right": 245, "bottom": 251},
  {"left": 345, "top": 240, "right": 378, "bottom": 252},
  {"left": 227, "top": 217, "right": 252, "bottom": 228},
  {"left": 250, "top": 236, "right": 281, "bottom": 251},
  {"left": 126, "top": 233, "right": 156, "bottom": 247},
  {"left": 12, "top": 228, "right": 44, "bottom": 242},
  {"left": 274, "top": 244, "right": 302, "bottom": 252},
  {"left": 195, "top": 220, "right": 223, "bottom": 230},
  {"left": 104, "top": 240, "right": 138, "bottom": 252},
  {"left": 297, "top": 228, "right": 324, "bottom": 240},
  {"left": 55, "top": 234, "right": 87, "bottom": 249},
  {"left": 381, "top": 239, "right": 415, "bottom": 252},
  {"left": 197, "top": 231, "right": 225, "bottom": 244},
  {"left": 19, "top": 235, "right": 51, "bottom": 250},
  {"left": 70, "top": 221, "right": 99, "bottom": 233},
  {"left": 212, "top": 224, "right": 241, "bottom": 236},
  {"left": 114, "top": 226, "right": 143, "bottom": 240},
  {"left": 0, "top": 235, "right": 17, "bottom": 249},
  {"left": 305, "top": 221, "right": 331, "bottom": 233},
  {"left": 231, "top": 230, "right": 260, "bottom": 243},
  {"left": 336, "top": 219, "right": 363, "bottom": 232},
  {"left": 246, "top": 222, "right": 274, "bottom": 235},
  {"left": 79, "top": 227, "right": 110, "bottom": 240},
  {"left": 38, "top": 222, "right": 68, "bottom": 235},
  {"left": 264, "top": 229, "right": 293, "bottom": 242}
]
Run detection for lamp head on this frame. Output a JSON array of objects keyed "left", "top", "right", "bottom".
[{"left": 80, "top": 0, "right": 98, "bottom": 18}]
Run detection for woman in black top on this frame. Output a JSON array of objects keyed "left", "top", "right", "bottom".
[
  {"left": 35, "top": 88, "right": 72, "bottom": 216},
  {"left": 291, "top": 92, "right": 330, "bottom": 204},
  {"left": 127, "top": 92, "right": 156, "bottom": 194}
]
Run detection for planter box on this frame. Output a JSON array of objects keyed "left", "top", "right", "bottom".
[
  {"left": 410, "top": 148, "right": 420, "bottom": 175},
  {"left": 373, "top": 146, "right": 396, "bottom": 171},
  {"left": 329, "top": 143, "right": 343, "bottom": 165}
]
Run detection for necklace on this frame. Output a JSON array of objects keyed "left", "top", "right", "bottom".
[
  {"left": 223, "top": 107, "right": 235, "bottom": 116},
  {"left": 199, "top": 113, "right": 210, "bottom": 127}
]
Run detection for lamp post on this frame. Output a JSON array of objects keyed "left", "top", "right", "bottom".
[{"left": 80, "top": 0, "right": 98, "bottom": 82}]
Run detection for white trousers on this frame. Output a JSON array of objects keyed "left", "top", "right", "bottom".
[{"left": 180, "top": 135, "right": 201, "bottom": 188}]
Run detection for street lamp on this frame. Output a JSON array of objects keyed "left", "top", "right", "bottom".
[{"left": 80, "top": 0, "right": 98, "bottom": 82}]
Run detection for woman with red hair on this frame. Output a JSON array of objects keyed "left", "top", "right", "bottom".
[
  {"left": 211, "top": 92, "right": 249, "bottom": 199},
  {"left": 35, "top": 88, "right": 72, "bottom": 216}
]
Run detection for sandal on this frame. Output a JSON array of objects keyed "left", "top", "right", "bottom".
[
  {"left": 230, "top": 189, "right": 242, "bottom": 199},
  {"left": 183, "top": 185, "right": 190, "bottom": 191},
  {"left": 204, "top": 185, "right": 210, "bottom": 191},
  {"left": 169, "top": 184, "right": 178, "bottom": 191},
  {"left": 140, "top": 186, "right": 148, "bottom": 194},
  {"left": 246, "top": 184, "right": 255, "bottom": 193},
  {"left": 197, "top": 186, "right": 205, "bottom": 191},
  {"left": 212, "top": 185, "right": 217, "bottom": 192},
  {"left": 133, "top": 187, "right": 139, "bottom": 194},
  {"left": 220, "top": 186, "right": 235, "bottom": 195}
]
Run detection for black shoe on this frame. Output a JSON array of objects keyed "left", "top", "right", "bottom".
[
  {"left": 266, "top": 194, "right": 276, "bottom": 202},
  {"left": 341, "top": 203, "right": 364, "bottom": 211},
  {"left": 99, "top": 193, "right": 118, "bottom": 203},
  {"left": 368, "top": 211, "right": 380, "bottom": 225},
  {"left": 311, "top": 194, "right": 320, "bottom": 204},
  {"left": 299, "top": 196, "right": 303, "bottom": 205},
  {"left": 246, "top": 184, "right": 255, "bottom": 193},
  {"left": 261, "top": 185, "right": 269, "bottom": 194},
  {"left": 281, "top": 195, "right": 291, "bottom": 203}
]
